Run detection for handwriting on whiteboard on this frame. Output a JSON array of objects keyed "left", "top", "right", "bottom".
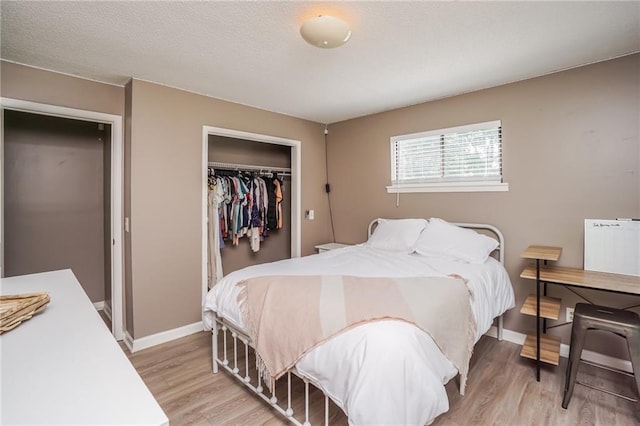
[{"left": 585, "top": 219, "right": 640, "bottom": 277}]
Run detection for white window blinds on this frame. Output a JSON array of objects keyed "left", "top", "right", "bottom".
[{"left": 391, "top": 120, "right": 503, "bottom": 186}]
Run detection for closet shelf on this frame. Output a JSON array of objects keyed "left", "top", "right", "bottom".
[{"left": 208, "top": 161, "right": 291, "bottom": 175}]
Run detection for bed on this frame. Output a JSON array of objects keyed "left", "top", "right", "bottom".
[{"left": 203, "top": 218, "right": 515, "bottom": 425}]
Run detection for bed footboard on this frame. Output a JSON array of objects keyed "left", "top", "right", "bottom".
[
  {"left": 211, "top": 310, "right": 495, "bottom": 424},
  {"left": 211, "top": 314, "right": 334, "bottom": 426}
]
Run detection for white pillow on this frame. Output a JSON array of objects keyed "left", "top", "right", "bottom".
[
  {"left": 367, "top": 218, "right": 428, "bottom": 252},
  {"left": 413, "top": 218, "right": 499, "bottom": 263}
]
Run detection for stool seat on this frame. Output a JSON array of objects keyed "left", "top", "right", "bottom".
[
  {"left": 562, "top": 303, "right": 640, "bottom": 409},
  {"left": 573, "top": 303, "right": 640, "bottom": 332}
]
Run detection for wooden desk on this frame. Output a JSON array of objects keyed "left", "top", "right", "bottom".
[
  {"left": 519, "top": 246, "right": 640, "bottom": 381},
  {"left": 0, "top": 270, "right": 168, "bottom": 426},
  {"left": 520, "top": 265, "right": 640, "bottom": 296}
]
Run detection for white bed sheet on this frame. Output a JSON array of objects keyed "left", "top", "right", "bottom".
[{"left": 203, "top": 245, "right": 515, "bottom": 425}]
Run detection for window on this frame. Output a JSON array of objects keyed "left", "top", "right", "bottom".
[{"left": 388, "top": 120, "right": 508, "bottom": 193}]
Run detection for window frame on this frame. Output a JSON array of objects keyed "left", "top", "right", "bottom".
[{"left": 387, "top": 120, "right": 508, "bottom": 193}]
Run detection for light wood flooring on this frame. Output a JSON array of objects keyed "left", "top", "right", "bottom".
[{"left": 124, "top": 331, "right": 639, "bottom": 425}]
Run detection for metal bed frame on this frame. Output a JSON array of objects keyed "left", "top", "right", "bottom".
[{"left": 210, "top": 220, "right": 507, "bottom": 425}]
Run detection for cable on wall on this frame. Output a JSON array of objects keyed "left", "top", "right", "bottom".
[{"left": 324, "top": 124, "right": 337, "bottom": 243}]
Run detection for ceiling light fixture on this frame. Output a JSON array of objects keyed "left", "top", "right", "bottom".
[{"left": 300, "top": 15, "right": 351, "bottom": 49}]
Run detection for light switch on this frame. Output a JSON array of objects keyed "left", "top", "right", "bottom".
[{"left": 305, "top": 210, "right": 315, "bottom": 220}]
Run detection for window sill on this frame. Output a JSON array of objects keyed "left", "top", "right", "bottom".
[{"left": 386, "top": 182, "right": 509, "bottom": 193}]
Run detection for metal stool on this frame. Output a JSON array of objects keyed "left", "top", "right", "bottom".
[{"left": 562, "top": 303, "right": 640, "bottom": 408}]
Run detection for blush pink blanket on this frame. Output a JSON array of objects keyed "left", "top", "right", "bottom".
[{"left": 237, "top": 274, "right": 477, "bottom": 395}]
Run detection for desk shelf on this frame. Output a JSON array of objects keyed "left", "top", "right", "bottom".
[
  {"left": 521, "top": 333, "right": 561, "bottom": 366},
  {"left": 520, "top": 294, "right": 561, "bottom": 320},
  {"left": 521, "top": 245, "right": 562, "bottom": 262},
  {"left": 519, "top": 245, "right": 564, "bottom": 380}
]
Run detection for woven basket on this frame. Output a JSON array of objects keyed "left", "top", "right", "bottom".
[{"left": 0, "top": 292, "right": 51, "bottom": 334}]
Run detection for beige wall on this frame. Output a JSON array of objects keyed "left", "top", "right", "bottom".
[
  {"left": 2, "top": 60, "right": 125, "bottom": 323},
  {"left": 1, "top": 63, "right": 332, "bottom": 340},
  {"left": 3, "top": 110, "right": 108, "bottom": 302},
  {"left": 128, "top": 79, "right": 331, "bottom": 338},
  {"left": 0, "top": 61, "right": 124, "bottom": 116},
  {"left": 6, "top": 55, "right": 635, "bottom": 360},
  {"left": 327, "top": 54, "right": 640, "bottom": 359},
  {"left": 209, "top": 135, "right": 291, "bottom": 168}
]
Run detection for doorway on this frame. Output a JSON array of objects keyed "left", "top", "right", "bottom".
[{"left": 0, "top": 98, "right": 124, "bottom": 340}]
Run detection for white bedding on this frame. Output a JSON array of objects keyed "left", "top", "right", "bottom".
[{"left": 203, "top": 245, "right": 515, "bottom": 425}]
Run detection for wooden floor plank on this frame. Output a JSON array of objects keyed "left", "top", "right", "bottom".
[{"left": 124, "top": 331, "right": 640, "bottom": 425}]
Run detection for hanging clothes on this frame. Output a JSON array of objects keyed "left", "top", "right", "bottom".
[
  {"left": 265, "top": 178, "right": 277, "bottom": 232},
  {"left": 230, "top": 175, "right": 250, "bottom": 245},
  {"left": 207, "top": 172, "right": 225, "bottom": 287},
  {"left": 274, "top": 177, "right": 284, "bottom": 229},
  {"left": 207, "top": 169, "right": 287, "bottom": 261},
  {"left": 259, "top": 177, "right": 268, "bottom": 238}
]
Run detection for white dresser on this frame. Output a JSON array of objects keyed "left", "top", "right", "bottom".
[{"left": 0, "top": 269, "right": 168, "bottom": 426}]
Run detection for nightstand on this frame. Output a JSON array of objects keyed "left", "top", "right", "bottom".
[{"left": 315, "top": 243, "right": 349, "bottom": 253}]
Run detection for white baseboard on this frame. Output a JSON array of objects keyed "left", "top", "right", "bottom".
[
  {"left": 124, "top": 331, "right": 135, "bottom": 352},
  {"left": 103, "top": 302, "right": 112, "bottom": 321},
  {"left": 485, "top": 326, "right": 633, "bottom": 373},
  {"left": 93, "top": 300, "right": 112, "bottom": 321},
  {"left": 125, "top": 322, "right": 204, "bottom": 353}
]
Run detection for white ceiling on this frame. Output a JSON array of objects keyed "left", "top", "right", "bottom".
[{"left": 1, "top": 1, "right": 639, "bottom": 124}]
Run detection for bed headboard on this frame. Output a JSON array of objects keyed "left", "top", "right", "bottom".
[{"left": 367, "top": 219, "right": 505, "bottom": 265}]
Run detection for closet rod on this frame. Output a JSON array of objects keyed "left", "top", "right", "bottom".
[{"left": 208, "top": 161, "right": 291, "bottom": 175}]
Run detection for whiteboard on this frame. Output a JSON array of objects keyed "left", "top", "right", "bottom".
[{"left": 584, "top": 219, "right": 640, "bottom": 277}]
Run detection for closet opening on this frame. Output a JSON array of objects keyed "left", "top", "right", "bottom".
[
  {"left": 3, "top": 110, "right": 111, "bottom": 323},
  {"left": 1, "top": 98, "right": 124, "bottom": 340},
  {"left": 201, "top": 126, "right": 301, "bottom": 303}
]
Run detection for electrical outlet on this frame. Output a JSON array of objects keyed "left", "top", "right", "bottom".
[{"left": 566, "top": 307, "right": 575, "bottom": 322}]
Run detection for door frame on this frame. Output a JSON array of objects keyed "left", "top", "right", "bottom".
[
  {"left": 201, "top": 126, "right": 301, "bottom": 303},
  {"left": 0, "top": 97, "right": 124, "bottom": 341}
]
